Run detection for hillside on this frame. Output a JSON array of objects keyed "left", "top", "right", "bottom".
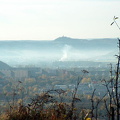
[
  {"left": 0, "top": 61, "right": 11, "bottom": 70},
  {"left": 54, "top": 36, "right": 117, "bottom": 50},
  {"left": 0, "top": 37, "right": 118, "bottom": 65},
  {"left": 0, "top": 37, "right": 117, "bottom": 50}
]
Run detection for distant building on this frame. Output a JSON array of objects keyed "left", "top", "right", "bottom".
[
  {"left": 54, "top": 85, "right": 67, "bottom": 90},
  {"left": 0, "top": 70, "right": 12, "bottom": 78},
  {"left": 13, "top": 70, "right": 28, "bottom": 79}
]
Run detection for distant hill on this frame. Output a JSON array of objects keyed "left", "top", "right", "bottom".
[
  {"left": 0, "top": 37, "right": 117, "bottom": 49},
  {"left": 0, "top": 37, "right": 118, "bottom": 65},
  {"left": 0, "top": 37, "right": 117, "bottom": 51},
  {"left": 54, "top": 36, "right": 117, "bottom": 50},
  {"left": 0, "top": 61, "right": 11, "bottom": 70}
]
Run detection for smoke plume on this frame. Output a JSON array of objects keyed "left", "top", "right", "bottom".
[{"left": 59, "top": 44, "right": 71, "bottom": 61}]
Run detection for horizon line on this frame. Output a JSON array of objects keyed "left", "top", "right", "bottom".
[{"left": 0, "top": 37, "right": 117, "bottom": 41}]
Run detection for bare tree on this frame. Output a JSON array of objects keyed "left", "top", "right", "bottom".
[{"left": 111, "top": 16, "right": 120, "bottom": 120}]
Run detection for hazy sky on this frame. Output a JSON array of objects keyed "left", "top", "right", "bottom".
[{"left": 0, "top": 0, "right": 120, "bottom": 40}]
